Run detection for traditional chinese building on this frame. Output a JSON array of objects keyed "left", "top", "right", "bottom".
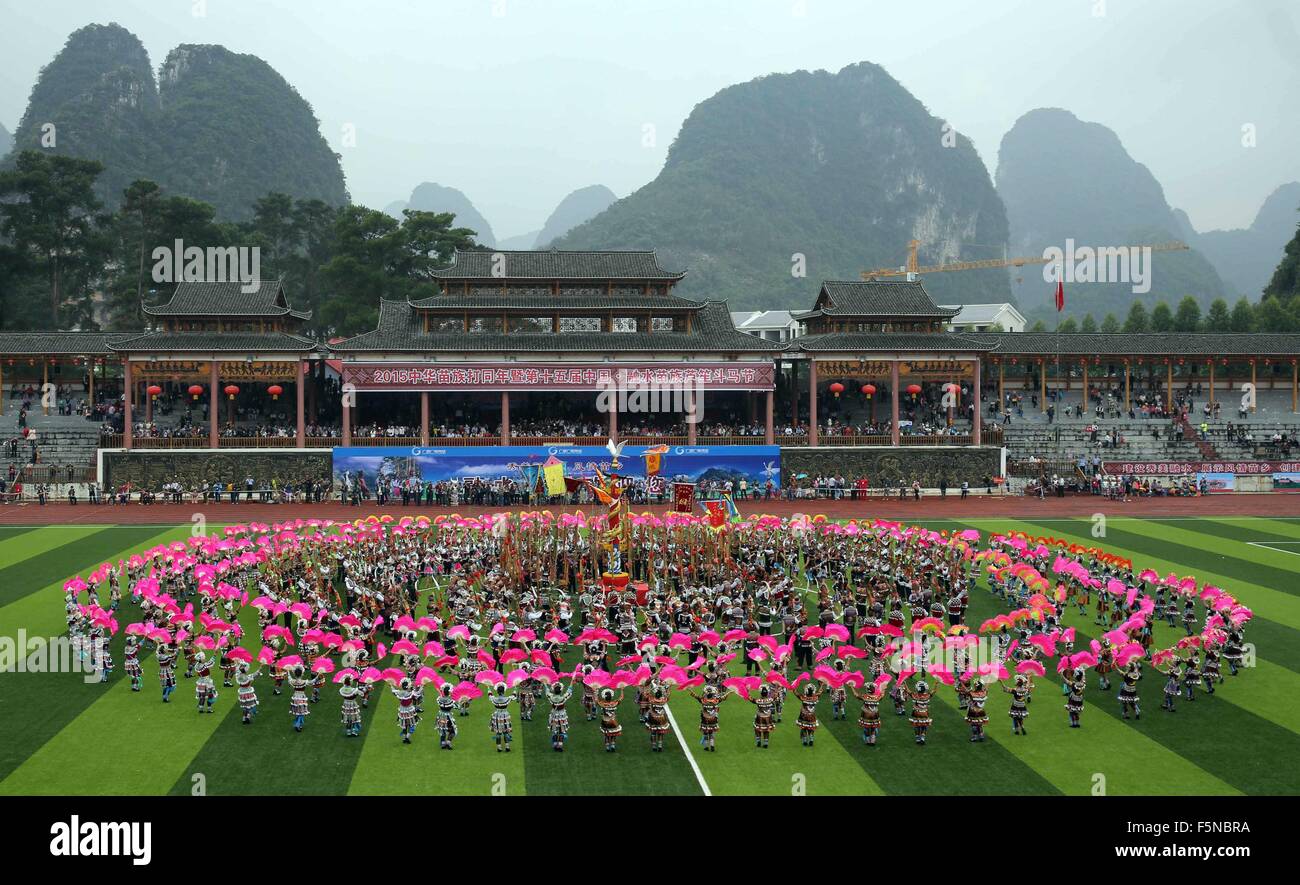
[{"left": 328, "top": 249, "right": 782, "bottom": 445}]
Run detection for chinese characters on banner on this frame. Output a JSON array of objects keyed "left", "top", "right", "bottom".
[
  {"left": 1101, "top": 461, "right": 1300, "bottom": 476},
  {"left": 342, "top": 362, "right": 775, "bottom": 391},
  {"left": 671, "top": 481, "right": 696, "bottom": 513}
]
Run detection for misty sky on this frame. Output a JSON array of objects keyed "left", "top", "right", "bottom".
[{"left": 1, "top": 0, "right": 1296, "bottom": 240}]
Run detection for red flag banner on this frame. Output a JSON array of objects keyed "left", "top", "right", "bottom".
[
  {"left": 1055, "top": 277, "right": 1064, "bottom": 312},
  {"left": 671, "top": 482, "right": 696, "bottom": 514}
]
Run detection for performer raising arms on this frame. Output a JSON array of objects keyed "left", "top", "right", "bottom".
[
  {"left": 796, "top": 681, "right": 825, "bottom": 747},
  {"left": 235, "top": 660, "right": 261, "bottom": 725},
  {"left": 744, "top": 684, "right": 777, "bottom": 749},
  {"left": 391, "top": 677, "right": 420, "bottom": 744},
  {"left": 488, "top": 681, "right": 517, "bottom": 753},
  {"left": 687, "top": 684, "right": 729, "bottom": 752},
  {"left": 903, "top": 676, "right": 934, "bottom": 746},
  {"left": 546, "top": 681, "right": 573, "bottom": 752},
  {"left": 433, "top": 682, "right": 458, "bottom": 749},
  {"left": 848, "top": 677, "right": 885, "bottom": 746},
  {"left": 1117, "top": 660, "right": 1142, "bottom": 720},
  {"left": 596, "top": 687, "right": 625, "bottom": 752},
  {"left": 965, "top": 677, "right": 989, "bottom": 743},
  {"left": 1064, "top": 668, "right": 1087, "bottom": 729},
  {"left": 338, "top": 673, "right": 363, "bottom": 738},
  {"left": 288, "top": 664, "right": 312, "bottom": 733},
  {"left": 194, "top": 652, "right": 218, "bottom": 715},
  {"left": 156, "top": 640, "right": 177, "bottom": 703},
  {"left": 1003, "top": 673, "right": 1033, "bottom": 735},
  {"left": 644, "top": 682, "right": 672, "bottom": 753}
]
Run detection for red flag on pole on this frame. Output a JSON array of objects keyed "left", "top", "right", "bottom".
[{"left": 1054, "top": 276, "right": 1064, "bottom": 312}]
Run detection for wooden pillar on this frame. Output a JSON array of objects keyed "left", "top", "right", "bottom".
[
  {"left": 87, "top": 358, "right": 94, "bottom": 407},
  {"left": 1251, "top": 361, "right": 1257, "bottom": 412},
  {"left": 791, "top": 361, "right": 800, "bottom": 425},
  {"left": 0, "top": 360, "right": 4, "bottom": 416},
  {"left": 42, "top": 359, "right": 49, "bottom": 416},
  {"left": 420, "top": 391, "right": 429, "bottom": 444},
  {"left": 1166, "top": 362, "right": 1173, "bottom": 409},
  {"left": 1082, "top": 361, "right": 1088, "bottom": 414},
  {"left": 208, "top": 361, "right": 220, "bottom": 448},
  {"left": 764, "top": 388, "right": 774, "bottom": 444},
  {"left": 1124, "top": 362, "right": 1131, "bottom": 412},
  {"left": 808, "top": 360, "right": 818, "bottom": 447},
  {"left": 296, "top": 361, "right": 306, "bottom": 448},
  {"left": 145, "top": 382, "right": 153, "bottom": 424},
  {"left": 608, "top": 392, "right": 617, "bottom": 443},
  {"left": 997, "top": 361, "right": 1004, "bottom": 412},
  {"left": 501, "top": 391, "right": 511, "bottom": 445},
  {"left": 972, "top": 358, "right": 982, "bottom": 446},
  {"left": 342, "top": 396, "right": 352, "bottom": 447},
  {"left": 687, "top": 389, "right": 697, "bottom": 445},
  {"left": 123, "top": 360, "right": 133, "bottom": 450},
  {"left": 1040, "top": 360, "right": 1047, "bottom": 412},
  {"left": 890, "top": 360, "right": 900, "bottom": 446},
  {"left": 1292, "top": 362, "right": 1297, "bottom": 413},
  {"left": 1209, "top": 360, "right": 1215, "bottom": 407}
]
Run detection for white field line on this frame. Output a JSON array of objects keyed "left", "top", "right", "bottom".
[
  {"left": 1246, "top": 541, "right": 1300, "bottom": 556},
  {"left": 665, "top": 704, "right": 711, "bottom": 796}
]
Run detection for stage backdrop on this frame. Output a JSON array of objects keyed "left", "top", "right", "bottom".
[{"left": 332, "top": 445, "right": 781, "bottom": 490}]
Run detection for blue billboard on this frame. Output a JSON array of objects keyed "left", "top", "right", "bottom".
[{"left": 332, "top": 445, "right": 781, "bottom": 491}]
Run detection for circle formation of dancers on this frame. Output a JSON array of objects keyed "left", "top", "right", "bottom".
[{"left": 63, "top": 511, "right": 1254, "bottom": 753}]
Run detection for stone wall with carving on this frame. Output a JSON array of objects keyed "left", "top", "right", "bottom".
[
  {"left": 781, "top": 446, "right": 1003, "bottom": 488},
  {"left": 101, "top": 450, "right": 333, "bottom": 490}
]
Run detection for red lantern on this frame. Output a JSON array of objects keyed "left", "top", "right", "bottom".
[
  {"left": 267, "top": 385, "right": 284, "bottom": 400},
  {"left": 146, "top": 384, "right": 162, "bottom": 399},
  {"left": 906, "top": 383, "right": 922, "bottom": 398},
  {"left": 187, "top": 384, "right": 204, "bottom": 401},
  {"left": 828, "top": 382, "right": 845, "bottom": 398},
  {"left": 224, "top": 384, "right": 240, "bottom": 400},
  {"left": 861, "top": 383, "right": 876, "bottom": 399}
]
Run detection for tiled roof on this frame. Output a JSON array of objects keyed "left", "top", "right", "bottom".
[
  {"left": 789, "top": 332, "right": 997, "bottom": 354},
  {"left": 108, "top": 331, "right": 318, "bottom": 353},
  {"left": 0, "top": 332, "right": 128, "bottom": 355},
  {"left": 795, "top": 280, "right": 959, "bottom": 319},
  {"left": 329, "top": 300, "right": 780, "bottom": 354},
  {"left": 979, "top": 332, "right": 1300, "bottom": 357},
  {"left": 429, "top": 249, "right": 685, "bottom": 281},
  {"left": 409, "top": 291, "right": 702, "bottom": 311},
  {"left": 142, "top": 280, "right": 312, "bottom": 320}
]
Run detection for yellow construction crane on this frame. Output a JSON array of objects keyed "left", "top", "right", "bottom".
[{"left": 861, "top": 239, "right": 1190, "bottom": 279}]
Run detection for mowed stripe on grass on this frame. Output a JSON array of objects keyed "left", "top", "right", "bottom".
[
  {"left": 1006, "top": 519, "right": 1300, "bottom": 675},
  {"left": 0, "top": 526, "right": 202, "bottom": 790},
  {"left": 0, "top": 525, "right": 113, "bottom": 606}
]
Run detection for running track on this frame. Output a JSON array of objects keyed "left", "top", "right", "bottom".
[{"left": 3, "top": 493, "right": 1300, "bottom": 524}]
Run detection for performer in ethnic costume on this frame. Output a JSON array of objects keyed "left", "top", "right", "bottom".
[
  {"left": 848, "top": 678, "right": 883, "bottom": 745},
  {"left": 687, "top": 684, "right": 728, "bottom": 751},
  {"left": 796, "top": 682, "right": 824, "bottom": 746},
  {"left": 1117, "top": 660, "right": 1141, "bottom": 720},
  {"left": 124, "top": 635, "right": 142, "bottom": 692},
  {"left": 904, "top": 677, "right": 934, "bottom": 746},
  {"left": 1181, "top": 655, "right": 1202, "bottom": 702},
  {"left": 644, "top": 682, "right": 671, "bottom": 752},
  {"left": 194, "top": 652, "right": 218, "bottom": 714},
  {"left": 235, "top": 660, "right": 260, "bottom": 724},
  {"left": 1202, "top": 645, "right": 1221, "bottom": 695},
  {"left": 596, "top": 687, "right": 624, "bottom": 752},
  {"left": 1223, "top": 628, "right": 1244, "bottom": 676},
  {"left": 157, "top": 641, "right": 177, "bottom": 703},
  {"left": 339, "top": 673, "right": 363, "bottom": 737},
  {"left": 546, "top": 681, "right": 572, "bottom": 751},
  {"left": 1003, "top": 673, "right": 1033, "bottom": 735},
  {"left": 1095, "top": 639, "right": 1115, "bottom": 691},
  {"left": 392, "top": 677, "right": 420, "bottom": 743},
  {"left": 433, "top": 682, "right": 459, "bottom": 749},
  {"left": 965, "top": 678, "right": 989, "bottom": 742},
  {"left": 745, "top": 684, "right": 777, "bottom": 749},
  {"left": 287, "top": 664, "right": 312, "bottom": 733},
  {"left": 488, "top": 681, "right": 516, "bottom": 752},
  {"left": 1064, "top": 668, "right": 1086, "bottom": 728}
]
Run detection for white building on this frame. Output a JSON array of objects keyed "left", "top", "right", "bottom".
[
  {"left": 730, "top": 310, "right": 803, "bottom": 342},
  {"left": 941, "top": 302, "right": 1027, "bottom": 333}
]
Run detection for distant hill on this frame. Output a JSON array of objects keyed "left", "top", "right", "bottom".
[
  {"left": 497, "top": 230, "right": 541, "bottom": 250},
  {"left": 0, "top": 122, "right": 13, "bottom": 159},
  {"left": 1190, "top": 182, "right": 1300, "bottom": 298},
  {"left": 996, "top": 107, "right": 1227, "bottom": 320},
  {"left": 553, "top": 62, "right": 1012, "bottom": 311},
  {"left": 401, "top": 182, "right": 495, "bottom": 247},
  {"left": 535, "top": 184, "right": 616, "bottom": 247},
  {"left": 4, "top": 23, "right": 347, "bottom": 219}
]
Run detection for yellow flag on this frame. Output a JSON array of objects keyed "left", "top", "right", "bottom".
[
  {"left": 645, "top": 452, "right": 661, "bottom": 476},
  {"left": 544, "top": 461, "right": 567, "bottom": 496}
]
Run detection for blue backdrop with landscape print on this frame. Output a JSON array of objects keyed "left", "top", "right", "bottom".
[{"left": 332, "top": 445, "right": 781, "bottom": 488}]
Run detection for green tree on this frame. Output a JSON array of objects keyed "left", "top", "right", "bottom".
[
  {"left": 1029, "top": 319, "right": 1047, "bottom": 332},
  {"left": 1080, "top": 313, "right": 1097, "bottom": 333},
  {"left": 1257, "top": 295, "right": 1293, "bottom": 333},
  {"left": 0, "top": 150, "right": 108, "bottom": 326},
  {"left": 1149, "top": 300, "right": 1173, "bottom": 332},
  {"left": 1229, "top": 296, "right": 1256, "bottom": 333},
  {"left": 1203, "top": 297, "right": 1231, "bottom": 332},
  {"left": 1057, "top": 317, "right": 1079, "bottom": 333},
  {"left": 1100, "top": 312, "right": 1120, "bottom": 333},
  {"left": 1122, "top": 301, "right": 1149, "bottom": 333},
  {"left": 1173, "top": 296, "right": 1202, "bottom": 332}
]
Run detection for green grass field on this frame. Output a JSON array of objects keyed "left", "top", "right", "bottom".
[{"left": 1, "top": 516, "right": 1297, "bottom": 796}]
